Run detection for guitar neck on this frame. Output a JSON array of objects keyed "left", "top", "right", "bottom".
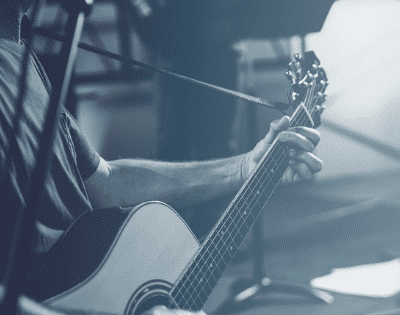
[{"left": 170, "top": 104, "right": 315, "bottom": 311}]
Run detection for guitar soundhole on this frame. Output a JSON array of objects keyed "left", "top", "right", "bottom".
[{"left": 125, "top": 281, "right": 174, "bottom": 315}]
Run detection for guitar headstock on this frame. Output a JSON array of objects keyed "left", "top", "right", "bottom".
[{"left": 285, "top": 51, "right": 328, "bottom": 127}]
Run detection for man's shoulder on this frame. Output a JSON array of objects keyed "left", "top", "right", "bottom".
[
  {"left": 0, "top": 39, "right": 25, "bottom": 84},
  {"left": 0, "top": 38, "right": 25, "bottom": 59}
]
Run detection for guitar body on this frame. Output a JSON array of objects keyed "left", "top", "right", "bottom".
[
  {"left": 28, "top": 202, "right": 200, "bottom": 315},
  {"left": 26, "top": 51, "right": 327, "bottom": 315}
]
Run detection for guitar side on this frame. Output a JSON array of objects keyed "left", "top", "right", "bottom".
[{"left": 28, "top": 202, "right": 200, "bottom": 315}]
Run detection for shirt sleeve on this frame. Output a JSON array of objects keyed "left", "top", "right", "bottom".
[{"left": 64, "top": 110, "right": 100, "bottom": 181}]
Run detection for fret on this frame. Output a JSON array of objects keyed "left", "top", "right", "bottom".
[
  {"left": 198, "top": 255, "right": 219, "bottom": 285},
  {"left": 211, "top": 236, "right": 229, "bottom": 262},
  {"left": 197, "top": 280, "right": 211, "bottom": 302},
  {"left": 207, "top": 239, "right": 229, "bottom": 268},
  {"left": 219, "top": 213, "right": 235, "bottom": 236},
  {"left": 179, "top": 290, "right": 202, "bottom": 311},
  {"left": 200, "top": 246, "right": 223, "bottom": 276},
  {"left": 176, "top": 285, "right": 196, "bottom": 309},
  {"left": 243, "top": 205, "right": 256, "bottom": 222},
  {"left": 220, "top": 218, "right": 242, "bottom": 249},
  {"left": 199, "top": 277, "right": 213, "bottom": 298},
  {"left": 239, "top": 196, "right": 257, "bottom": 215},
  {"left": 242, "top": 215, "right": 254, "bottom": 236},
  {"left": 174, "top": 275, "right": 209, "bottom": 310},
  {"left": 183, "top": 279, "right": 205, "bottom": 308},
  {"left": 222, "top": 216, "right": 244, "bottom": 246},
  {"left": 190, "top": 295, "right": 205, "bottom": 312},
  {"left": 238, "top": 214, "right": 250, "bottom": 238},
  {"left": 186, "top": 279, "right": 209, "bottom": 310},
  {"left": 178, "top": 270, "right": 212, "bottom": 306},
  {"left": 215, "top": 225, "right": 236, "bottom": 259},
  {"left": 189, "top": 265, "right": 214, "bottom": 294},
  {"left": 232, "top": 215, "right": 246, "bottom": 240},
  {"left": 223, "top": 245, "right": 234, "bottom": 263},
  {"left": 177, "top": 261, "right": 210, "bottom": 301},
  {"left": 245, "top": 184, "right": 268, "bottom": 209},
  {"left": 238, "top": 212, "right": 250, "bottom": 231},
  {"left": 231, "top": 227, "right": 243, "bottom": 248},
  {"left": 216, "top": 229, "right": 237, "bottom": 262},
  {"left": 216, "top": 229, "right": 237, "bottom": 260},
  {"left": 207, "top": 243, "right": 225, "bottom": 267},
  {"left": 219, "top": 220, "right": 235, "bottom": 246},
  {"left": 177, "top": 273, "right": 197, "bottom": 298},
  {"left": 171, "top": 290, "right": 184, "bottom": 309},
  {"left": 238, "top": 198, "right": 253, "bottom": 212},
  {"left": 238, "top": 201, "right": 259, "bottom": 225},
  {"left": 225, "top": 208, "right": 246, "bottom": 234},
  {"left": 192, "top": 265, "right": 213, "bottom": 292}
]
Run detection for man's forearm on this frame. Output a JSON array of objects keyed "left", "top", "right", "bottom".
[{"left": 106, "top": 155, "right": 245, "bottom": 209}]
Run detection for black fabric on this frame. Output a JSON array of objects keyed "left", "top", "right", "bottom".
[{"left": 0, "top": 39, "right": 100, "bottom": 279}]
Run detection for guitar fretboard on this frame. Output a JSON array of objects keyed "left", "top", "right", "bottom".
[{"left": 170, "top": 104, "right": 315, "bottom": 311}]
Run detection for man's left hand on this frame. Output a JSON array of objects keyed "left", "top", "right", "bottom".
[{"left": 242, "top": 116, "right": 323, "bottom": 185}]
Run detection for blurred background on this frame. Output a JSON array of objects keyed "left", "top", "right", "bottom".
[{"left": 32, "top": 0, "right": 400, "bottom": 314}]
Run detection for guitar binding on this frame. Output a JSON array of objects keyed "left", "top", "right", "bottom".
[{"left": 124, "top": 280, "right": 175, "bottom": 315}]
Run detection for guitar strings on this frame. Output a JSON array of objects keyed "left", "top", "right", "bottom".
[
  {"left": 172, "top": 108, "right": 311, "bottom": 310},
  {"left": 172, "top": 107, "right": 312, "bottom": 310},
  {"left": 223, "top": 96, "right": 320, "bottom": 251},
  {"left": 174, "top": 106, "right": 314, "bottom": 310},
  {"left": 169, "top": 74, "right": 322, "bottom": 308},
  {"left": 214, "top": 99, "right": 320, "bottom": 271},
  {"left": 172, "top": 78, "right": 323, "bottom": 310}
]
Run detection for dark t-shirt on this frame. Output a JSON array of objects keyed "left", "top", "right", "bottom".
[{"left": 0, "top": 39, "right": 100, "bottom": 278}]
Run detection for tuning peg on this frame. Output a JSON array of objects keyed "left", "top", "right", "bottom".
[
  {"left": 320, "top": 80, "right": 329, "bottom": 93},
  {"left": 316, "top": 105, "right": 326, "bottom": 114}
]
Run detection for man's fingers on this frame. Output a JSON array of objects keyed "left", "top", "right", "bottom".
[
  {"left": 281, "top": 166, "right": 296, "bottom": 184},
  {"left": 290, "top": 126, "right": 320, "bottom": 146},
  {"left": 289, "top": 150, "right": 323, "bottom": 174},
  {"left": 143, "top": 305, "right": 206, "bottom": 315},
  {"left": 288, "top": 160, "right": 314, "bottom": 181},
  {"left": 264, "top": 116, "right": 290, "bottom": 144},
  {"left": 281, "top": 166, "right": 301, "bottom": 185},
  {"left": 287, "top": 126, "right": 320, "bottom": 146},
  {"left": 278, "top": 129, "right": 319, "bottom": 152}
]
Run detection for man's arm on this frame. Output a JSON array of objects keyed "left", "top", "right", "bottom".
[
  {"left": 84, "top": 152, "right": 244, "bottom": 210},
  {"left": 84, "top": 116, "right": 322, "bottom": 210}
]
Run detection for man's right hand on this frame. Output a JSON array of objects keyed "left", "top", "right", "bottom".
[{"left": 143, "top": 305, "right": 206, "bottom": 315}]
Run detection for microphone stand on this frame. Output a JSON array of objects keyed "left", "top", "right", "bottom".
[
  {"left": 1, "top": 1, "right": 93, "bottom": 314},
  {"left": 32, "top": 26, "right": 290, "bottom": 113}
]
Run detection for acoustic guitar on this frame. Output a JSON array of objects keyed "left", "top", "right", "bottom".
[{"left": 27, "top": 51, "right": 328, "bottom": 315}]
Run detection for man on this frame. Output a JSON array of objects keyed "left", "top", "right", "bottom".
[{"left": 0, "top": 1, "right": 322, "bottom": 314}]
